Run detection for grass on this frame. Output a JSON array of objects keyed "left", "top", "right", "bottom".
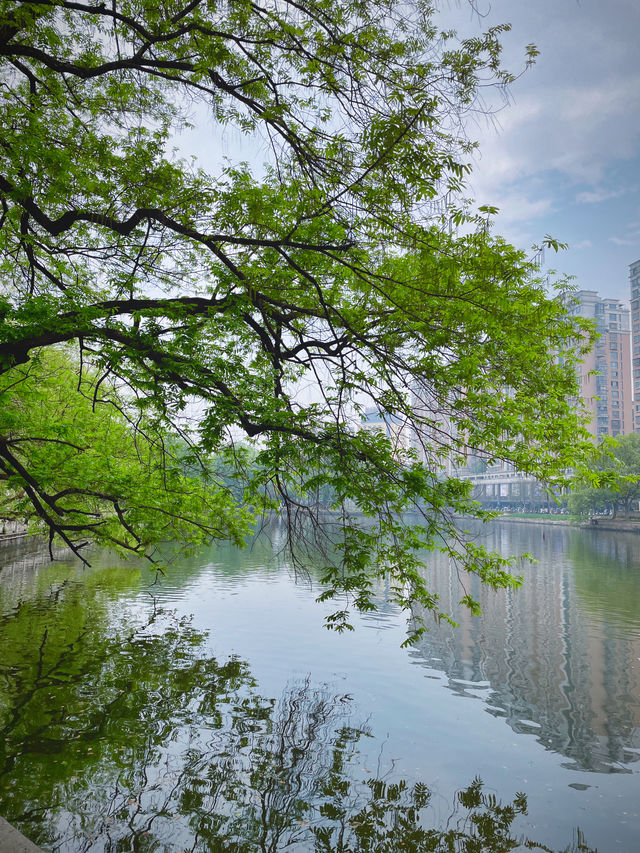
[{"left": 497, "top": 512, "right": 583, "bottom": 523}]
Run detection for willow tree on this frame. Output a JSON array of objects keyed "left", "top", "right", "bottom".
[{"left": 0, "top": 0, "right": 593, "bottom": 633}]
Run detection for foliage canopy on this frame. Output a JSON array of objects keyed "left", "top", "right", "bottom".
[{"left": 0, "top": 0, "right": 594, "bottom": 631}]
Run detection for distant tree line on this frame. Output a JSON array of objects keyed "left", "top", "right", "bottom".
[{"left": 569, "top": 434, "right": 640, "bottom": 518}]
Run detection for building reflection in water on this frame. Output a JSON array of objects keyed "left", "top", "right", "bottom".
[{"left": 409, "top": 522, "right": 640, "bottom": 774}]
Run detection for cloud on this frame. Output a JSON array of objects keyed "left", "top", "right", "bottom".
[
  {"left": 472, "top": 76, "right": 640, "bottom": 189},
  {"left": 608, "top": 218, "right": 640, "bottom": 246},
  {"left": 455, "top": 0, "right": 640, "bottom": 198},
  {"left": 609, "top": 236, "right": 640, "bottom": 247},
  {"left": 576, "top": 188, "right": 628, "bottom": 205},
  {"left": 435, "top": 0, "right": 640, "bottom": 298},
  {"left": 494, "top": 194, "right": 553, "bottom": 225}
]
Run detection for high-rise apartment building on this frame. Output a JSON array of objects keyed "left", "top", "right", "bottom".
[
  {"left": 363, "top": 288, "right": 634, "bottom": 459},
  {"left": 570, "top": 290, "right": 632, "bottom": 439},
  {"left": 629, "top": 259, "right": 640, "bottom": 432}
]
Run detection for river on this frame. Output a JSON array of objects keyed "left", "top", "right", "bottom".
[{"left": 0, "top": 520, "right": 638, "bottom": 852}]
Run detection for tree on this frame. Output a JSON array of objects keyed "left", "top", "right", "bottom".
[
  {"left": 0, "top": 348, "right": 254, "bottom": 558},
  {"left": 569, "top": 434, "right": 640, "bottom": 518},
  {"left": 0, "top": 0, "right": 594, "bottom": 632}
]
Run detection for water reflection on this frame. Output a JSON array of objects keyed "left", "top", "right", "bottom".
[
  {"left": 570, "top": 530, "right": 640, "bottom": 628},
  {"left": 411, "top": 522, "right": 640, "bottom": 774},
  {"left": 0, "top": 549, "right": 596, "bottom": 853}
]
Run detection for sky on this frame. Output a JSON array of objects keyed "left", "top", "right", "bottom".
[
  {"left": 439, "top": 0, "right": 640, "bottom": 303},
  {"left": 177, "top": 0, "right": 640, "bottom": 304}
]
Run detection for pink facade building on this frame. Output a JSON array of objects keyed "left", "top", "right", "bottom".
[
  {"left": 570, "top": 290, "right": 632, "bottom": 439},
  {"left": 629, "top": 259, "right": 640, "bottom": 432}
]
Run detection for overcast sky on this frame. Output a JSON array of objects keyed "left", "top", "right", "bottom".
[
  {"left": 178, "top": 0, "right": 640, "bottom": 304},
  {"left": 440, "top": 0, "right": 640, "bottom": 302}
]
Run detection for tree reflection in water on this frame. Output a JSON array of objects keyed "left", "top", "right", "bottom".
[{"left": 0, "top": 596, "right": 596, "bottom": 852}]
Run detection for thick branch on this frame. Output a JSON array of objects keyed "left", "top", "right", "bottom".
[{"left": 0, "top": 176, "right": 353, "bottom": 252}]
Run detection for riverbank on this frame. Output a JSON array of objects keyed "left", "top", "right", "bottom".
[
  {"left": 578, "top": 517, "right": 640, "bottom": 533},
  {"left": 492, "top": 514, "right": 580, "bottom": 527},
  {"left": 493, "top": 514, "right": 640, "bottom": 533},
  {"left": 0, "top": 521, "right": 29, "bottom": 543}
]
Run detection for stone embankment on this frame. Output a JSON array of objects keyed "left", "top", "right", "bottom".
[
  {"left": 580, "top": 517, "right": 640, "bottom": 533},
  {"left": 495, "top": 515, "right": 578, "bottom": 527},
  {"left": 0, "top": 519, "right": 28, "bottom": 541},
  {"left": 0, "top": 815, "right": 43, "bottom": 852},
  {"left": 495, "top": 514, "right": 640, "bottom": 533}
]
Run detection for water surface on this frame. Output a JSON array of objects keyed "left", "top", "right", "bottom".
[{"left": 0, "top": 521, "right": 639, "bottom": 851}]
